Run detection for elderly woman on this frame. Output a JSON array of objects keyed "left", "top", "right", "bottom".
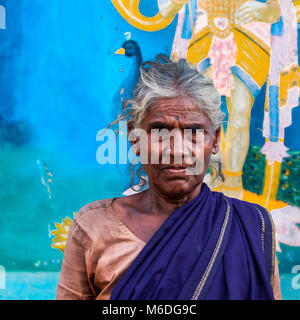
[{"left": 56, "top": 56, "right": 281, "bottom": 300}]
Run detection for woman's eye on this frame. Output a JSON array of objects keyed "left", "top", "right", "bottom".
[
  {"left": 152, "top": 127, "right": 167, "bottom": 131},
  {"left": 151, "top": 128, "right": 169, "bottom": 135},
  {"left": 188, "top": 128, "right": 201, "bottom": 135}
]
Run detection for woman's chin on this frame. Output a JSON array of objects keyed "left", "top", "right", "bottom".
[{"left": 156, "top": 180, "right": 198, "bottom": 198}]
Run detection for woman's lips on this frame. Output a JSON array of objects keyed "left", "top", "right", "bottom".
[
  {"left": 165, "top": 168, "right": 186, "bottom": 174},
  {"left": 162, "top": 166, "right": 190, "bottom": 176}
]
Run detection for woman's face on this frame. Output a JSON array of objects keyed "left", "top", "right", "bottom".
[{"left": 137, "top": 95, "right": 220, "bottom": 199}]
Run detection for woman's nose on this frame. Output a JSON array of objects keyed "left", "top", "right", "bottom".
[{"left": 168, "top": 133, "right": 184, "bottom": 164}]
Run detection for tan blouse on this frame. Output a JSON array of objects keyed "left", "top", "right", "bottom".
[{"left": 56, "top": 198, "right": 282, "bottom": 300}]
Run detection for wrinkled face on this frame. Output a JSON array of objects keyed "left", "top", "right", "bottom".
[{"left": 135, "top": 96, "right": 220, "bottom": 199}]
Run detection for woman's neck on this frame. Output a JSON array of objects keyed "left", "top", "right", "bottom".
[{"left": 140, "top": 183, "right": 203, "bottom": 217}]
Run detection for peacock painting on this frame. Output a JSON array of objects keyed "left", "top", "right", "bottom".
[
  {"left": 51, "top": 38, "right": 144, "bottom": 251},
  {"left": 112, "top": 38, "right": 143, "bottom": 122}
]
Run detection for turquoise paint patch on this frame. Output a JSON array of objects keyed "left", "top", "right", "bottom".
[
  {"left": 271, "top": 17, "right": 283, "bottom": 36},
  {"left": 198, "top": 58, "right": 211, "bottom": 73},
  {"left": 269, "top": 85, "right": 279, "bottom": 142},
  {"left": 0, "top": 272, "right": 59, "bottom": 300},
  {"left": 181, "top": 0, "right": 197, "bottom": 39},
  {"left": 231, "top": 65, "right": 260, "bottom": 98},
  {"left": 0, "top": 272, "right": 297, "bottom": 300}
]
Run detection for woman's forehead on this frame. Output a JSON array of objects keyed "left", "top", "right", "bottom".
[
  {"left": 151, "top": 96, "right": 198, "bottom": 110},
  {"left": 142, "top": 96, "right": 209, "bottom": 124}
]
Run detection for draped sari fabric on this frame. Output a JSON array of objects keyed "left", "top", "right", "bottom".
[{"left": 110, "top": 183, "right": 275, "bottom": 300}]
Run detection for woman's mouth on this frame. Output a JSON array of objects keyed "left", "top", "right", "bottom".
[{"left": 162, "top": 166, "right": 190, "bottom": 176}]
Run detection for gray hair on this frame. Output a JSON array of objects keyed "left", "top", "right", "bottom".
[
  {"left": 126, "top": 55, "right": 224, "bottom": 131},
  {"left": 110, "top": 54, "right": 225, "bottom": 187}
]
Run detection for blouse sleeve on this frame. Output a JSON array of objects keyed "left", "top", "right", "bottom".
[{"left": 55, "top": 218, "right": 94, "bottom": 300}]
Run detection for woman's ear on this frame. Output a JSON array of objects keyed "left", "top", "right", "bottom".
[
  {"left": 212, "top": 126, "right": 221, "bottom": 155},
  {"left": 127, "top": 122, "right": 133, "bottom": 133},
  {"left": 127, "top": 122, "right": 140, "bottom": 156}
]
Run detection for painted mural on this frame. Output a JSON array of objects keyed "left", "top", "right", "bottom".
[
  {"left": 0, "top": 0, "right": 300, "bottom": 299},
  {"left": 104, "top": 0, "right": 300, "bottom": 291}
]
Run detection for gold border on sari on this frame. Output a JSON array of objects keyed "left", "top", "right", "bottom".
[
  {"left": 264, "top": 208, "right": 276, "bottom": 289},
  {"left": 191, "top": 198, "right": 231, "bottom": 300},
  {"left": 255, "top": 206, "right": 276, "bottom": 289}
]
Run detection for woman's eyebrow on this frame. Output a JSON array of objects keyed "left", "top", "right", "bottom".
[
  {"left": 148, "top": 121, "right": 206, "bottom": 129},
  {"left": 148, "top": 121, "right": 170, "bottom": 129},
  {"left": 182, "top": 124, "right": 206, "bottom": 130}
]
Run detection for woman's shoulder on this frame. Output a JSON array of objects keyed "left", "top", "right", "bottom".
[
  {"left": 229, "top": 195, "right": 270, "bottom": 217},
  {"left": 226, "top": 196, "right": 274, "bottom": 239},
  {"left": 224, "top": 195, "right": 276, "bottom": 289},
  {"left": 77, "top": 198, "right": 114, "bottom": 218},
  {"left": 72, "top": 198, "right": 116, "bottom": 235},
  {"left": 226, "top": 195, "right": 268, "bottom": 214}
]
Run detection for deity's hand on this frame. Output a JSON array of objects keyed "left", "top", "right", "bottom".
[
  {"left": 235, "top": 1, "right": 281, "bottom": 25},
  {"left": 158, "top": 0, "right": 187, "bottom": 18}
]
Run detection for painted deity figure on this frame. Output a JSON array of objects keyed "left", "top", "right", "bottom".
[
  {"left": 50, "top": 0, "right": 300, "bottom": 266},
  {"left": 158, "top": 0, "right": 298, "bottom": 200}
]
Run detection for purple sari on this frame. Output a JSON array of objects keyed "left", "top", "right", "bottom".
[{"left": 110, "top": 183, "right": 275, "bottom": 300}]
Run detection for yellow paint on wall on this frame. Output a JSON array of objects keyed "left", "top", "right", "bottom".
[
  {"left": 233, "top": 26, "right": 270, "bottom": 88},
  {"left": 243, "top": 189, "right": 287, "bottom": 210},
  {"left": 111, "top": 0, "right": 174, "bottom": 32},
  {"left": 187, "top": 27, "right": 212, "bottom": 64}
]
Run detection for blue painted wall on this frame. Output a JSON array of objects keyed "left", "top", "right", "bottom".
[
  {"left": 0, "top": 0, "right": 299, "bottom": 300},
  {"left": 0, "top": 0, "right": 176, "bottom": 271}
]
